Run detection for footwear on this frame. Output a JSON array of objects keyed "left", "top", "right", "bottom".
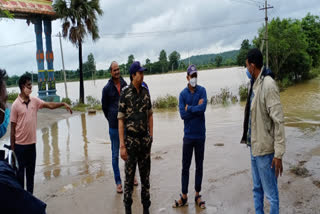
[
  {"left": 125, "top": 206, "right": 131, "bottom": 214},
  {"left": 143, "top": 206, "right": 149, "bottom": 214},
  {"left": 116, "top": 184, "right": 123, "bottom": 193},
  {"left": 172, "top": 194, "right": 188, "bottom": 208},
  {"left": 195, "top": 195, "right": 206, "bottom": 209},
  {"left": 134, "top": 178, "right": 138, "bottom": 186}
]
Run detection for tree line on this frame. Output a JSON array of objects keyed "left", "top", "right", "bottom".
[{"left": 237, "top": 13, "right": 320, "bottom": 87}]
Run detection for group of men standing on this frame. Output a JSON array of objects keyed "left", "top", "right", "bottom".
[
  {"left": 0, "top": 48, "right": 285, "bottom": 214},
  {"left": 101, "top": 48, "right": 285, "bottom": 214}
]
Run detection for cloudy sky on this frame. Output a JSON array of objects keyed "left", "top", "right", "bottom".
[{"left": 0, "top": 0, "right": 319, "bottom": 76}]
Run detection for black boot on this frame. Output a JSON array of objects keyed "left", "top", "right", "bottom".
[
  {"left": 143, "top": 205, "right": 149, "bottom": 214},
  {"left": 125, "top": 206, "right": 131, "bottom": 214}
]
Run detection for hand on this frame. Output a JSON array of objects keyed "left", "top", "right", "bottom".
[
  {"left": 64, "top": 103, "right": 73, "bottom": 114},
  {"left": 120, "top": 146, "right": 128, "bottom": 161},
  {"left": 185, "top": 104, "right": 188, "bottom": 112},
  {"left": 198, "top": 99, "right": 204, "bottom": 105},
  {"left": 271, "top": 158, "right": 283, "bottom": 178}
]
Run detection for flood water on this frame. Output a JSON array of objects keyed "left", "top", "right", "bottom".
[{"left": 2, "top": 67, "right": 320, "bottom": 186}]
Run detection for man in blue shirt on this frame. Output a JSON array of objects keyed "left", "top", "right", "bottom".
[
  {"left": 102, "top": 61, "right": 128, "bottom": 193},
  {"left": 173, "top": 64, "right": 207, "bottom": 209}
]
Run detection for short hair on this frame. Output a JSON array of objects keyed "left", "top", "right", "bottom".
[
  {"left": 18, "top": 74, "right": 31, "bottom": 91},
  {"left": 0, "top": 69, "right": 7, "bottom": 92},
  {"left": 109, "top": 61, "right": 118, "bottom": 72},
  {"left": 246, "top": 48, "right": 263, "bottom": 69}
]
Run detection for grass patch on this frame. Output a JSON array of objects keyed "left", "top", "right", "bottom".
[
  {"left": 153, "top": 95, "right": 178, "bottom": 109},
  {"left": 239, "top": 84, "right": 248, "bottom": 102},
  {"left": 7, "top": 91, "right": 19, "bottom": 103},
  {"left": 210, "top": 88, "right": 238, "bottom": 105},
  {"left": 61, "top": 97, "right": 72, "bottom": 105},
  {"left": 72, "top": 96, "right": 102, "bottom": 112},
  {"left": 309, "top": 67, "right": 320, "bottom": 79}
]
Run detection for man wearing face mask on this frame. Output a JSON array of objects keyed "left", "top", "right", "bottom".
[
  {"left": 118, "top": 61, "right": 153, "bottom": 214},
  {"left": 0, "top": 69, "right": 9, "bottom": 140},
  {"left": 240, "top": 48, "right": 285, "bottom": 214},
  {"left": 10, "top": 74, "right": 72, "bottom": 194},
  {"left": 173, "top": 64, "right": 207, "bottom": 209}
]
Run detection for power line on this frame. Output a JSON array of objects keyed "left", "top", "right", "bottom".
[{"left": 0, "top": 40, "right": 35, "bottom": 48}]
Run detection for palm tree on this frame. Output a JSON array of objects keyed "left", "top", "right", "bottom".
[{"left": 53, "top": 0, "right": 103, "bottom": 103}]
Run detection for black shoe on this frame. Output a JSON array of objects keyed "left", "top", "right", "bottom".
[
  {"left": 125, "top": 206, "right": 132, "bottom": 214},
  {"left": 143, "top": 206, "right": 149, "bottom": 214}
]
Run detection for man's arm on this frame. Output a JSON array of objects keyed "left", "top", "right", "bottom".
[
  {"left": 265, "top": 80, "right": 285, "bottom": 178},
  {"left": 10, "top": 122, "right": 16, "bottom": 150},
  {"left": 101, "top": 87, "right": 109, "bottom": 119},
  {"left": 187, "top": 88, "right": 207, "bottom": 114},
  {"left": 148, "top": 113, "right": 153, "bottom": 137},
  {"left": 42, "top": 102, "right": 72, "bottom": 114},
  {"left": 179, "top": 93, "right": 193, "bottom": 120},
  {"left": 118, "top": 118, "right": 127, "bottom": 161}
]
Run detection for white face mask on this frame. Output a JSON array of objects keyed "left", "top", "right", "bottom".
[{"left": 189, "top": 77, "right": 197, "bottom": 88}]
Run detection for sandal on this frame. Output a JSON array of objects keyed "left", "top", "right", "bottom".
[
  {"left": 195, "top": 195, "right": 206, "bottom": 209},
  {"left": 134, "top": 178, "right": 138, "bottom": 186},
  {"left": 172, "top": 194, "right": 188, "bottom": 208},
  {"left": 116, "top": 184, "right": 123, "bottom": 194}
]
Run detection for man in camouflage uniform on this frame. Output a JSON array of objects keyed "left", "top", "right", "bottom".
[{"left": 118, "top": 61, "right": 153, "bottom": 214}]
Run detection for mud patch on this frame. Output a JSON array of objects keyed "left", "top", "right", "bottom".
[
  {"left": 208, "top": 169, "right": 249, "bottom": 183},
  {"left": 290, "top": 166, "right": 311, "bottom": 177},
  {"left": 153, "top": 155, "right": 163, "bottom": 160},
  {"left": 313, "top": 180, "right": 320, "bottom": 188},
  {"left": 311, "top": 146, "right": 320, "bottom": 156}
]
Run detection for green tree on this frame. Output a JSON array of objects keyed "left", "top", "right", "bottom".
[
  {"left": 237, "top": 39, "right": 251, "bottom": 67},
  {"left": 159, "top": 50, "right": 168, "bottom": 73},
  {"left": 215, "top": 55, "right": 223, "bottom": 67},
  {"left": 145, "top": 58, "right": 152, "bottom": 74},
  {"left": 83, "top": 53, "right": 96, "bottom": 79},
  {"left": 53, "top": 0, "right": 103, "bottom": 103},
  {"left": 126, "top": 54, "right": 135, "bottom": 74},
  {"left": 253, "top": 18, "right": 310, "bottom": 81},
  {"left": 301, "top": 13, "right": 320, "bottom": 67},
  {"left": 168, "top": 51, "right": 181, "bottom": 71}
]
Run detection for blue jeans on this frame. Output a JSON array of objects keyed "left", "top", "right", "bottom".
[
  {"left": 181, "top": 138, "right": 205, "bottom": 194},
  {"left": 109, "top": 128, "right": 121, "bottom": 185},
  {"left": 251, "top": 150, "right": 279, "bottom": 214}
]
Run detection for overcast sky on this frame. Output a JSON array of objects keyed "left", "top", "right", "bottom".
[{"left": 0, "top": 0, "right": 319, "bottom": 76}]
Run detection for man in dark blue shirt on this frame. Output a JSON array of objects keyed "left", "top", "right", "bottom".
[
  {"left": 102, "top": 61, "right": 127, "bottom": 193},
  {"left": 173, "top": 64, "right": 207, "bottom": 209}
]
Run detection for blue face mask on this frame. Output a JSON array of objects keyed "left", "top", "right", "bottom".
[
  {"left": 0, "top": 108, "right": 10, "bottom": 138},
  {"left": 246, "top": 68, "right": 253, "bottom": 80}
]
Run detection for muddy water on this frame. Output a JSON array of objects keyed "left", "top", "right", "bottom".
[
  {"left": 29, "top": 75, "right": 320, "bottom": 186},
  {"left": 7, "top": 67, "right": 248, "bottom": 101},
  {"left": 2, "top": 69, "right": 320, "bottom": 203}
]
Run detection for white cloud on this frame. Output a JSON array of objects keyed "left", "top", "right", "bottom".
[{"left": 0, "top": 0, "right": 319, "bottom": 76}]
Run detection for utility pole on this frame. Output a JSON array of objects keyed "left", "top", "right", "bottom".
[
  {"left": 260, "top": 0, "right": 273, "bottom": 69},
  {"left": 58, "top": 32, "right": 68, "bottom": 98}
]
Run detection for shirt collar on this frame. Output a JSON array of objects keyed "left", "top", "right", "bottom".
[{"left": 18, "top": 95, "right": 31, "bottom": 105}]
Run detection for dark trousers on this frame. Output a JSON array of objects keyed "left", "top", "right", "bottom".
[
  {"left": 15, "top": 144, "right": 36, "bottom": 194},
  {"left": 124, "top": 135, "right": 152, "bottom": 208},
  {"left": 181, "top": 138, "right": 205, "bottom": 194}
]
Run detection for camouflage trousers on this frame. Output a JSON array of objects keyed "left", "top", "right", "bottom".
[{"left": 123, "top": 134, "right": 153, "bottom": 208}]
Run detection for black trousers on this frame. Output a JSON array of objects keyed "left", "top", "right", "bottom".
[
  {"left": 15, "top": 144, "right": 36, "bottom": 194},
  {"left": 181, "top": 138, "right": 205, "bottom": 194}
]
